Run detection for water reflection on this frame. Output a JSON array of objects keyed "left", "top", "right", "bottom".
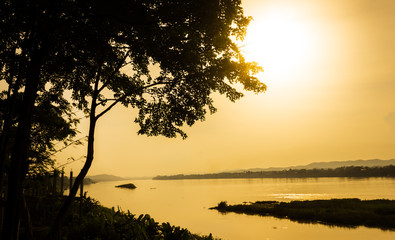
[{"left": 269, "top": 193, "right": 326, "bottom": 199}]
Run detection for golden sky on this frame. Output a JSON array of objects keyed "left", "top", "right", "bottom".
[{"left": 56, "top": 0, "right": 395, "bottom": 177}]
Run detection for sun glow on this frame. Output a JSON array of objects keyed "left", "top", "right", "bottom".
[{"left": 242, "top": 7, "right": 318, "bottom": 83}]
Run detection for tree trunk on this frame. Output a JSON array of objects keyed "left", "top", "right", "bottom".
[
  {"left": 0, "top": 84, "right": 14, "bottom": 231},
  {"left": 48, "top": 78, "right": 100, "bottom": 240},
  {"left": 0, "top": 68, "right": 23, "bottom": 215},
  {"left": 2, "top": 48, "right": 42, "bottom": 240},
  {"left": 48, "top": 113, "right": 97, "bottom": 240},
  {"left": 0, "top": 84, "right": 14, "bottom": 196},
  {"left": 21, "top": 193, "right": 33, "bottom": 240}
]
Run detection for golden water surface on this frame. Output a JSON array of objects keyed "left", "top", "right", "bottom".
[{"left": 85, "top": 178, "right": 395, "bottom": 240}]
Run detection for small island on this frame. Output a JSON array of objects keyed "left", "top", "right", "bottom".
[
  {"left": 211, "top": 199, "right": 395, "bottom": 230},
  {"left": 115, "top": 183, "right": 137, "bottom": 189}
]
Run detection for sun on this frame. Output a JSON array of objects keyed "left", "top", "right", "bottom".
[{"left": 242, "top": 7, "right": 318, "bottom": 84}]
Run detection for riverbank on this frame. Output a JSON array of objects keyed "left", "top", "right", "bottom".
[
  {"left": 211, "top": 199, "right": 395, "bottom": 230},
  {"left": 26, "top": 196, "right": 218, "bottom": 239}
]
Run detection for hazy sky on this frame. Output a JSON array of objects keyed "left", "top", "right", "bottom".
[{"left": 56, "top": 0, "right": 395, "bottom": 177}]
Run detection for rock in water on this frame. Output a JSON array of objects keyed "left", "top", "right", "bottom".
[{"left": 115, "top": 183, "right": 136, "bottom": 189}]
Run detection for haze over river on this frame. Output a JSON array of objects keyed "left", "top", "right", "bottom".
[{"left": 84, "top": 177, "right": 395, "bottom": 240}]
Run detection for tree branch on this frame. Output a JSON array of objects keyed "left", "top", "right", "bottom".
[
  {"left": 95, "top": 97, "right": 123, "bottom": 120},
  {"left": 97, "top": 98, "right": 117, "bottom": 106},
  {"left": 49, "top": 136, "right": 88, "bottom": 157},
  {"left": 141, "top": 81, "right": 172, "bottom": 90},
  {"left": 97, "top": 49, "right": 132, "bottom": 94},
  {"left": 94, "top": 81, "right": 171, "bottom": 120}
]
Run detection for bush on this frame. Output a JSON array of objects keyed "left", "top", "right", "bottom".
[{"left": 217, "top": 201, "right": 228, "bottom": 209}]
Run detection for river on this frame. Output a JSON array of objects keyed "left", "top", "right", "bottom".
[{"left": 84, "top": 177, "right": 395, "bottom": 240}]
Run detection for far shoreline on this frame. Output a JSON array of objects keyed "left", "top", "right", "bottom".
[{"left": 153, "top": 165, "right": 395, "bottom": 180}]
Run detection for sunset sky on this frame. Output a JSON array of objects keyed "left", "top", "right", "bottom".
[{"left": 56, "top": 0, "right": 395, "bottom": 178}]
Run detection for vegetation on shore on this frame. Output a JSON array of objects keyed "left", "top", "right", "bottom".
[
  {"left": 154, "top": 165, "right": 395, "bottom": 180},
  {"left": 211, "top": 199, "right": 395, "bottom": 230},
  {"left": 27, "top": 196, "right": 218, "bottom": 240}
]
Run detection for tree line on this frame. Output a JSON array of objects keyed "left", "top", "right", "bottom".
[{"left": 153, "top": 165, "right": 395, "bottom": 180}]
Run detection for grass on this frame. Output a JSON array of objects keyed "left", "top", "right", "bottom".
[{"left": 211, "top": 198, "right": 395, "bottom": 230}]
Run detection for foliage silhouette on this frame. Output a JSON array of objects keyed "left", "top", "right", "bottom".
[{"left": 0, "top": 91, "right": 79, "bottom": 176}]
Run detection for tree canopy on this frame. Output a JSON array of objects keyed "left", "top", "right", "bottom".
[{"left": 65, "top": 0, "right": 265, "bottom": 137}]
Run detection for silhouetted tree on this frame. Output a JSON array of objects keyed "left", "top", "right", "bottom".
[
  {"left": 0, "top": 1, "right": 98, "bottom": 238},
  {"left": 50, "top": 0, "right": 265, "bottom": 239},
  {"left": 1, "top": 0, "right": 265, "bottom": 239}
]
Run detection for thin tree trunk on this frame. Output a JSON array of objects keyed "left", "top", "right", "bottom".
[
  {"left": 48, "top": 76, "right": 100, "bottom": 240},
  {"left": 48, "top": 112, "right": 96, "bottom": 240}
]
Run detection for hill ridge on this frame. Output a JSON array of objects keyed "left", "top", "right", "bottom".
[{"left": 238, "top": 159, "right": 395, "bottom": 173}]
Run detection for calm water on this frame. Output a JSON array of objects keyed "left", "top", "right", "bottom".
[{"left": 84, "top": 177, "right": 395, "bottom": 240}]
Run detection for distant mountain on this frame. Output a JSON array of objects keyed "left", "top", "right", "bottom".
[
  {"left": 87, "top": 174, "right": 128, "bottom": 182},
  {"left": 235, "top": 159, "right": 395, "bottom": 173},
  {"left": 292, "top": 159, "right": 395, "bottom": 169}
]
